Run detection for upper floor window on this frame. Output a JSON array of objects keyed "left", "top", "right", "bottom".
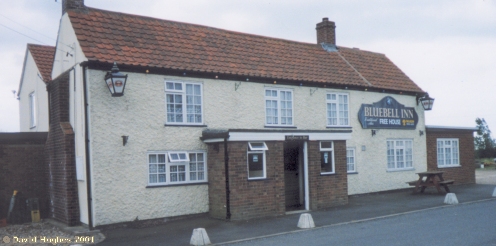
[
  {"left": 165, "top": 81, "right": 203, "bottom": 125},
  {"left": 29, "top": 92, "right": 36, "bottom": 128},
  {"left": 148, "top": 151, "right": 207, "bottom": 186},
  {"left": 327, "top": 93, "right": 349, "bottom": 126},
  {"left": 265, "top": 88, "right": 293, "bottom": 126},
  {"left": 387, "top": 139, "right": 413, "bottom": 171},
  {"left": 437, "top": 139, "right": 459, "bottom": 167}
]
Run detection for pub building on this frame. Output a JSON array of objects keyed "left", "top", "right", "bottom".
[{"left": 38, "top": 1, "right": 477, "bottom": 227}]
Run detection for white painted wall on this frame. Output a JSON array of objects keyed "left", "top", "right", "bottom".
[
  {"left": 345, "top": 91, "right": 427, "bottom": 195},
  {"left": 18, "top": 50, "right": 49, "bottom": 132},
  {"left": 85, "top": 69, "right": 426, "bottom": 225}
]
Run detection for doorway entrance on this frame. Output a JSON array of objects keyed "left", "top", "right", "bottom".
[{"left": 284, "top": 141, "right": 305, "bottom": 211}]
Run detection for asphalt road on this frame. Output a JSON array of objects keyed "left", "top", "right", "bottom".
[{"left": 228, "top": 200, "right": 496, "bottom": 246}]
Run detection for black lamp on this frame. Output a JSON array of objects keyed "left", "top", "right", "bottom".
[
  {"left": 418, "top": 93, "right": 434, "bottom": 111},
  {"left": 105, "top": 62, "right": 128, "bottom": 97}
]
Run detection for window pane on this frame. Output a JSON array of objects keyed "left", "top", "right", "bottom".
[
  {"left": 149, "top": 155, "right": 157, "bottom": 163},
  {"left": 194, "top": 85, "right": 201, "bottom": 95},
  {"left": 321, "top": 151, "right": 333, "bottom": 173},
  {"left": 149, "top": 174, "right": 157, "bottom": 183},
  {"left": 174, "top": 83, "right": 182, "bottom": 90},
  {"left": 149, "top": 164, "right": 157, "bottom": 173},
  {"left": 248, "top": 153, "right": 264, "bottom": 178},
  {"left": 321, "top": 141, "right": 332, "bottom": 149},
  {"left": 158, "top": 174, "right": 166, "bottom": 182},
  {"left": 166, "top": 82, "right": 174, "bottom": 90},
  {"left": 158, "top": 164, "right": 165, "bottom": 173},
  {"left": 158, "top": 154, "right": 166, "bottom": 163}
]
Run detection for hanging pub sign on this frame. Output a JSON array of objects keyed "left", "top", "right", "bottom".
[{"left": 358, "top": 96, "right": 418, "bottom": 129}]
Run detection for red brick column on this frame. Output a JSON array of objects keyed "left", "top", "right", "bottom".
[
  {"left": 45, "top": 71, "right": 80, "bottom": 226},
  {"left": 308, "top": 140, "right": 348, "bottom": 210}
]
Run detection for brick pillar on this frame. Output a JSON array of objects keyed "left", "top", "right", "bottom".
[
  {"left": 45, "top": 71, "right": 80, "bottom": 226},
  {"left": 316, "top": 18, "right": 336, "bottom": 45}
]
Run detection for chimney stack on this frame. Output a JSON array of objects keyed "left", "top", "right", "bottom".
[
  {"left": 62, "top": 0, "right": 85, "bottom": 15},
  {"left": 316, "top": 18, "right": 336, "bottom": 45}
]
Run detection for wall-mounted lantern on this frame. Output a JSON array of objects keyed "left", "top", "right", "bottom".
[
  {"left": 105, "top": 62, "right": 128, "bottom": 97},
  {"left": 417, "top": 93, "right": 435, "bottom": 111}
]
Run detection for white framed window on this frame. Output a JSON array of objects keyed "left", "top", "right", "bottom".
[
  {"left": 165, "top": 81, "right": 203, "bottom": 125},
  {"left": 29, "top": 91, "right": 36, "bottom": 128},
  {"left": 265, "top": 88, "right": 293, "bottom": 126},
  {"left": 346, "top": 147, "right": 356, "bottom": 173},
  {"left": 148, "top": 151, "right": 207, "bottom": 185},
  {"left": 168, "top": 152, "right": 189, "bottom": 162},
  {"left": 327, "top": 93, "right": 349, "bottom": 126},
  {"left": 247, "top": 142, "right": 267, "bottom": 179},
  {"left": 320, "top": 141, "right": 335, "bottom": 174},
  {"left": 248, "top": 142, "right": 268, "bottom": 151},
  {"left": 387, "top": 139, "right": 413, "bottom": 170},
  {"left": 437, "top": 139, "right": 460, "bottom": 167}
]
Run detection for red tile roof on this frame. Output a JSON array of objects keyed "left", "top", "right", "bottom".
[
  {"left": 68, "top": 8, "right": 424, "bottom": 93},
  {"left": 28, "top": 44, "right": 55, "bottom": 82}
]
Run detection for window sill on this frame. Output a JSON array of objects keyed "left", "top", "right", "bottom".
[
  {"left": 326, "top": 126, "right": 352, "bottom": 129},
  {"left": 320, "top": 172, "right": 336, "bottom": 176},
  {"left": 437, "top": 165, "right": 462, "bottom": 169},
  {"left": 347, "top": 172, "right": 358, "bottom": 175},
  {"left": 164, "top": 124, "right": 208, "bottom": 127},
  {"left": 264, "top": 125, "right": 297, "bottom": 129},
  {"left": 146, "top": 182, "right": 208, "bottom": 188},
  {"left": 387, "top": 168, "right": 415, "bottom": 173},
  {"left": 248, "top": 178, "right": 267, "bottom": 181}
]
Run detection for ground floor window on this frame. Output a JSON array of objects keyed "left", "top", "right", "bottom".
[
  {"left": 148, "top": 151, "right": 207, "bottom": 185},
  {"left": 247, "top": 142, "right": 267, "bottom": 179},
  {"left": 387, "top": 139, "right": 413, "bottom": 171},
  {"left": 320, "top": 141, "right": 335, "bottom": 174},
  {"left": 437, "top": 139, "right": 459, "bottom": 167},
  {"left": 346, "top": 147, "right": 356, "bottom": 173}
]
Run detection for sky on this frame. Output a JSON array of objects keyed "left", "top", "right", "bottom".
[{"left": 0, "top": 0, "right": 495, "bottom": 133}]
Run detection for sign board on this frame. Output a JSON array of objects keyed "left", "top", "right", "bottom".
[
  {"left": 285, "top": 135, "right": 309, "bottom": 141},
  {"left": 358, "top": 96, "right": 418, "bottom": 129}
]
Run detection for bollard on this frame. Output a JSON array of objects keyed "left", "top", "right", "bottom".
[
  {"left": 297, "top": 213, "right": 315, "bottom": 229},
  {"left": 492, "top": 187, "right": 496, "bottom": 197},
  {"left": 444, "top": 193, "right": 459, "bottom": 205},
  {"left": 190, "top": 228, "right": 211, "bottom": 245}
]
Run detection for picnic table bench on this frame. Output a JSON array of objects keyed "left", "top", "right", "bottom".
[{"left": 406, "top": 171, "right": 454, "bottom": 193}]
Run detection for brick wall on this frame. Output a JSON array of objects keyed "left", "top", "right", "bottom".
[
  {"left": 207, "top": 142, "right": 227, "bottom": 219},
  {"left": 208, "top": 140, "right": 348, "bottom": 220},
  {"left": 0, "top": 133, "right": 49, "bottom": 221},
  {"left": 208, "top": 141, "right": 286, "bottom": 220},
  {"left": 228, "top": 141, "right": 286, "bottom": 220},
  {"left": 45, "top": 71, "right": 80, "bottom": 226},
  {"left": 308, "top": 140, "right": 348, "bottom": 210},
  {"left": 426, "top": 128, "right": 476, "bottom": 185}
]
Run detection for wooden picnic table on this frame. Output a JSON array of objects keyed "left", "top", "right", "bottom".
[{"left": 407, "top": 171, "right": 454, "bottom": 194}]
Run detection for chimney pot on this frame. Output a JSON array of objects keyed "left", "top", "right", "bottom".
[{"left": 316, "top": 17, "right": 336, "bottom": 45}]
